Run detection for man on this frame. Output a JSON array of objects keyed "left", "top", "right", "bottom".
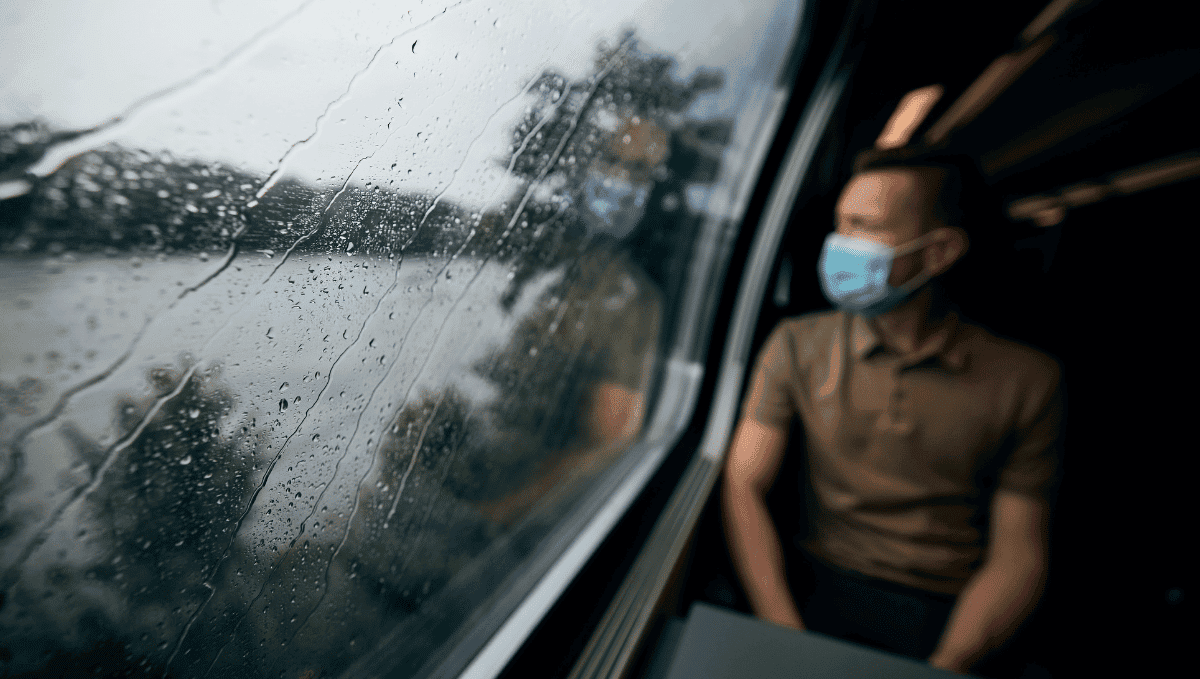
[
  {"left": 476, "top": 112, "right": 666, "bottom": 526},
  {"left": 722, "top": 145, "right": 1063, "bottom": 677}
]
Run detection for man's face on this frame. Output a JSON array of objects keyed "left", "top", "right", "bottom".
[
  {"left": 833, "top": 168, "right": 942, "bottom": 288},
  {"left": 601, "top": 114, "right": 668, "bottom": 183},
  {"left": 582, "top": 113, "right": 667, "bottom": 240}
]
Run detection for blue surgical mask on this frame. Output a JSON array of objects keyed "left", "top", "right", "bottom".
[
  {"left": 580, "top": 168, "right": 649, "bottom": 240},
  {"left": 818, "top": 231, "right": 942, "bottom": 317}
]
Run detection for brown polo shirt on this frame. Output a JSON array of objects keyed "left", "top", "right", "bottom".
[{"left": 741, "top": 309, "right": 1063, "bottom": 596}]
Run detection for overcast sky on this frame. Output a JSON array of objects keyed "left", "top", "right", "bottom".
[{"left": 2, "top": 0, "right": 802, "bottom": 210}]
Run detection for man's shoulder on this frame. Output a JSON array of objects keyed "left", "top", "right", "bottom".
[
  {"left": 580, "top": 249, "right": 662, "bottom": 313},
  {"left": 958, "top": 318, "right": 1062, "bottom": 386},
  {"left": 771, "top": 309, "right": 841, "bottom": 335},
  {"left": 761, "top": 309, "right": 842, "bottom": 363}
]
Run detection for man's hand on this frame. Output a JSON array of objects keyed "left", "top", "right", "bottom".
[
  {"left": 927, "top": 490, "right": 1050, "bottom": 674},
  {"left": 722, "top": 417, "right": 805, "bottom": 630},
  {"left": 926, "top": 654, "right": 970, "bottom": 675}
]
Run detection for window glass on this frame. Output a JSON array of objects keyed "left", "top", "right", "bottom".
[{"left": 0, "top": 1, "right": 805, "bottom": 676}]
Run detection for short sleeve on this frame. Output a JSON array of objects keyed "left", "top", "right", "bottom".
[
  {"left": 997, "top": 360, "right": 1065, "bottom": 500},
  {"left": 740, "top": 323, "right": 797, "bottom": 430}
]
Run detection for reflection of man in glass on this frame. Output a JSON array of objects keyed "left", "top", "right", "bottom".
[
  {"left": 723, "top": 146, "right": 1063, "bottom": 677},
  {"left": 579, "top": 113, "right": 669, "bottom": 240},
  {"left": 477, "top": 112, "right": 667, "bottom": 525}
]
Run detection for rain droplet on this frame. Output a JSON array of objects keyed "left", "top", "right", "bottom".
[
  {"left": 279, "top": 399, "right": 289, "bottom": 412},
  {"left": 280, "top": 382, "right": 289, "bottom": 391},
  {"left": 311, "top": 433, "right": 320, "bottom": 442},
  {"left": 188, "top": 408, "right": 200, "bottom": 419},
  {"left": 179, "top": 456, "right": 192, "bottom": 465}
]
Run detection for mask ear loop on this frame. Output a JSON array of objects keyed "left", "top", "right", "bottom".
[
  {"left": 891, "top": 228, "right": 945, "bottom": 257},
  {"left": 889, "top": 229, "right": 945, "bottom": 295}
]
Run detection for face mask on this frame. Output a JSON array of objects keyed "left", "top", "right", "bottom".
[
  {"left": 580, "top": 168, "right": 649, "bottom": 240},
  {"left": 818, "top": 230, "right": 942, "bottom": 317}
]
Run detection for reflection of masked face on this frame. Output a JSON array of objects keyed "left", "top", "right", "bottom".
[{"left": 580, "top": 168, "right": 649, "bottom": 240}]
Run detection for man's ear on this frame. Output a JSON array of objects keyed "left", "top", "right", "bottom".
[{"left": 926, "top": 225, "right": 969, "bottom": 275}]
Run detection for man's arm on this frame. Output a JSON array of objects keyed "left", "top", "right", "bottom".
[
  {"left": 585, "top": 382, "right": 645, "bottom": 447},
  {"left": 721, "top": 417, "right": 804, "bottom": 630},
  {"left": 928, "top": 490, "right": 1050, "bottom": 674},
  {"left": 477, "top": 382, "right": 644, "bottom": 525}
]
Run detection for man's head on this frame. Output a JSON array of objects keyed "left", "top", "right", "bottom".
[
  {"left": 581, "top": 112, "right": 669, "bottom": 242},
  {"left": 602, "top": 113, "right": 669, "bottom": 183},
  {"left": 833, "top": 146, "right": 982, "bottom": 289}
]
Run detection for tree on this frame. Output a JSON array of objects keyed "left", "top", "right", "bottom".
[{"left": 0, "top": 361, "right": 262, "bottom": 676}]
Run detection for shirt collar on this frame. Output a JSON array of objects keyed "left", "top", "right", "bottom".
[{"left": 849, "top": 309, "right": 967, "bottom": 372}]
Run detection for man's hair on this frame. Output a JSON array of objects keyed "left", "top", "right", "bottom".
[
  {"left": 851, "top": 145, "right": 1017, "bottom": 319},
  {"left": 851, "top": 144, "right": 995, "bottom": 235}
]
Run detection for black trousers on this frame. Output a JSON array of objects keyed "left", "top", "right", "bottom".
[
  {"left": 787, "top": 548, "right": 956, "bottom": 661},
  {"left": 785, "top": 549, "right": 1042, "bottom": 678}
]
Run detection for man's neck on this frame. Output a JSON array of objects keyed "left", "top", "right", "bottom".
[{"left": 868, "top": 285, "right": 948, "bottom": 356}]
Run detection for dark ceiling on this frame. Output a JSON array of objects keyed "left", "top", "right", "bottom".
[{"left": 835, "top": 0, "right": 1199, "bottom": 203}]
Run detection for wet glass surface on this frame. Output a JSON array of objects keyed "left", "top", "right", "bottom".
[{"left": 1, "top": 1, "right": 804, "bottom": 676}]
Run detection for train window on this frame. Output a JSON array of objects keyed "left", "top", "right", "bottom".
[{"left": 0, "top": 1, "right": 806, "bottom": 677}]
